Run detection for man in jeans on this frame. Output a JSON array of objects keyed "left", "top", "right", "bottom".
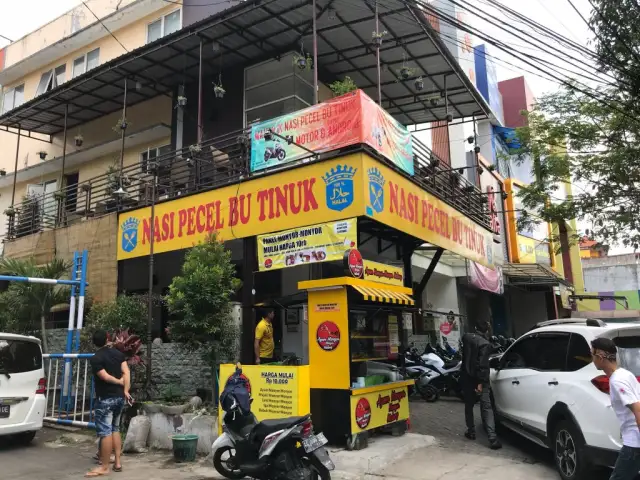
[
  {"left": 460, "top": 321, "right": 502, "bottom": 450},
  {"left": 86, "top": 330, "right": 131, "bottom": 477},
  {"left": 591, "top": 337, "right": 640, "bottom": 479}
]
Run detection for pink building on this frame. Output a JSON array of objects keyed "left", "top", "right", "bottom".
[{"left": 498, "top": 76, "right": 536, "bottom": 128}]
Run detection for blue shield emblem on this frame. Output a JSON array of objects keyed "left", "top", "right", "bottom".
[
  {"left": 322, "top": 165, "right": 357, "bottom": 212},
  {"left": 121, "top": 217, "right": 140, "bottom": 253},
  {"left": 367, "top": 168, "right": 385, "bottom": 216}
]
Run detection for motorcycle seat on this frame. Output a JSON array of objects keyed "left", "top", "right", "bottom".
[
  {"left": 443, "top": 360, "right": 459, "bottom": 370},
  {"left": 251, "top": 415, "right": 309, "bottom": 441}
]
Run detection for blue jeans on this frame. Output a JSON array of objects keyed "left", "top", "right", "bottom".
[
  {"left": 610, "top": 446, "right": 640, "bottom": 480},
  {"left": 95, "top": 397, "right": 125, "bottom": 438}
]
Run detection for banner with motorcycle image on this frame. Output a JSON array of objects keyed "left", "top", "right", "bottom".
[
  {"left": 257, "top": 218, "right": 357, "bottom": 271},
  {"left": 249, "top": 90, "right": 413, "bottom": 176}
]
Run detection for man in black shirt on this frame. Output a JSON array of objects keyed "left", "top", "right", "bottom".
[
  {"left": 460, "top": 321, "right": 502, "bottom": 450},
  {"left": 86, "top": 330, "right": 130, "bottom": 477}
]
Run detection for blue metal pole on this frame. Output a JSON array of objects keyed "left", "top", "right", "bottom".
[
  {"left": 74, "top": 249, "right": 88, "bottom": 351},
  {"left": 63, "top": 253, "right": 79, "bottom": 410}
]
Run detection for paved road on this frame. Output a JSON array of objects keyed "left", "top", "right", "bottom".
[{"left": 407, "top": 396, "right": 612, "bottom": 479}]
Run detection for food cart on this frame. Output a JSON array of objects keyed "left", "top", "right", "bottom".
[{"left": 298, "top": 252, "right": 415, "bottom": 447}]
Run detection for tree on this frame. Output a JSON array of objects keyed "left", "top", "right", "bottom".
[
  {"left": 165, "top": 233, "right": 241, "bottom": 366},
  {"left": 514, "top": 1, "right": 640, "bottom": 248},
  {"left": 82, "top": 294, "right": 148, "bottom": 349},
  {"left": 0, "top": 257, "right": 71, "bottom": 352}
]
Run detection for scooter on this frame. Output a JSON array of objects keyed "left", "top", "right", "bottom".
[
  {"left": 264, "top": 141, "right": 287, "bottom": 162},
  {"left": 212, "top": 365, "right": 334, "bottom": 480}
]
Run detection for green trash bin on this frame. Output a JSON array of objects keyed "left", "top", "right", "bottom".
[{"left": 171, "top": 434, "right": 199, "bottom": 463}]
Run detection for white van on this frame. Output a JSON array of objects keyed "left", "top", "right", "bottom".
[{"left": 0, "top": 333, "right": 46, "bottom": 444}]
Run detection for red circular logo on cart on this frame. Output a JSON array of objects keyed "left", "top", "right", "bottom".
[
  {"left": 355, "top": 398, "right": 371, "bottom": 429},
  {"left": 439, "top": 323, "right": 452, "bottom": 335},
  {"left": 264, "top": 258, "right": 273, "bottom": 269},
  {"left": 345, "top": 249, "right": 364, "bottom": 278},
  {"left": 316, "top": 321, "right": 341, "bottom": 351},
  {"left": 227, "top": 373, "right": 252, "bottom": 395}
]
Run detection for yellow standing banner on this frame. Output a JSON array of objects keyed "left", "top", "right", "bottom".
[
  {"left": 257, "top": 218, "right": 357, "bottom": 271},
  {"left": 218, "top": 365, "right": 311, "bottom": 433}
]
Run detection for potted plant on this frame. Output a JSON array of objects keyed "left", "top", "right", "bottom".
[
  {"left": 292, "top": 52, "right": 312, "bottom": 71},
  {"left": 429, "top": 97, "right": 439, "bottom": 107},
  {"left": 329, "top": 76, "right": 358, "bottom": 97},
  {"left": 177, "top": 95, "right": 187, "bottom": 107},
  {"left": 371, "top": 30, "right": 387, "bottom": 46},
  {"left": 159, "top": 384, "right": 190, "bottom": 415},
  {"left": 37, "top": 151, "right": 48, "bottom": 161},
  {"left": 213, "top": 83, "right": 225, "bottom": 99},
  {"left": 112, "top": 117, "right": 129, "bottom": 134},
  {"left": 53, "top": 190, "right": 66, "bottom": 200},
  {"left": 74, "top": 134, "right": 84, "bottom": 147},
  {"left": 188, "top": 144, "right": 202, "bottom": 154},
  {"left": 0, "top": 169, "right": 6, "bottom": 177},
  {"left": 398, "top": 66, "right": 416, "bottom": 80},
  {"left": 415, "top": 76, "right": 424, "bottom": 91},
  {"left": 4, "top": 206, "right": 15, "bottom": 216}
]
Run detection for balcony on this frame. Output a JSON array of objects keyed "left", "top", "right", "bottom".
[{"left": 4, "top": 126, "right": 489, "bottom": 241}]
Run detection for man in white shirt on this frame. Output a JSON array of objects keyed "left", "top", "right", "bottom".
[{"left": 591, "top": 337, "right": 640, "bottom": 480}]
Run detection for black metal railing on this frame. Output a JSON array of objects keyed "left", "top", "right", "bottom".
[{"left": 4, "top": 128, "right": 490, "bottom": 241}]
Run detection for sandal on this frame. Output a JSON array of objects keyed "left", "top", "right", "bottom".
[
  {"left": 113, "top": 466, "right": 122, "bottom": 473},
  {"left": 85, "top": 469, "right": 109, "bottom": 477}
]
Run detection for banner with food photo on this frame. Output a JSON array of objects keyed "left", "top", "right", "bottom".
[{"left": 257, "top": 218, "right": 357, "bottom": 271}]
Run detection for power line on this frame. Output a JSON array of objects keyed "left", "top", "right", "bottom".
[
  {"left": 82, "top": 1, "right": 129, "bottom": 53},
  {"left": 0, "top": 34, "right": 13, "bottom": 43}
]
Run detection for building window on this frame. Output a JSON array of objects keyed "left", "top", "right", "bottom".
[
  {"left": 2, "top": 84, "right": 25, "bottom": 114},
  {"left": 36, "top": 65, "right": 67, "bottom": 96},
  {"left": 72, "top": 48, "right": 100, "bottom": 79},
  {"left": 147, "top": 9, "right": 181, "bottom": 44},
  {"left": 141, "top": 145, "right": 172, "bottom": 172}
]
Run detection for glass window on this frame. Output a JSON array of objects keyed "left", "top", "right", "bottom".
[
  {"left": 164, "top": 10, "right": 181, "bottom": 36},
  {"left": 54, "top": 65, "right": 66, "bottom": 87},
  {"left": 36, "top": 70, "right": 54, "bottom": 96},
  {"left": 2, "top": 84, "right": 24, "bottom": 113},
  {"left": 502, "top": 335, "right": 538, "bottom": 369},
  {"left": 14, "top": 85, "right": 24, "bottom": 108},
  {"left": 147, "top": 19, "right": 162, "bottom": 43},
  {"left": 245, "top": 54, "right": 295, "bottom": 88},
  {"left": 614, "top": 336, "right": 640, "bottom": 376},
  {"left": 86, "top": 49, "right": 100, "bottom": 71},
  {"left": 536, "top": 333, "right": 570, "bottom": 371},
  {"left": 246, "top": 97, "right": 306, "bottom": 125},
  {"left": 245, "top": 76, "right": 295, "bottom": 110},
  {"left": 566, "top": 333, "right": 593, "bottom": 371},
  {"left": 73, "top": 56, "right": 86, "bottom": 78},
  {"left": 141, "top": 145, "right": 171, "bottom": 171},
  {"left": 0, "top": 339, "right": 42, "bottom": 374}
]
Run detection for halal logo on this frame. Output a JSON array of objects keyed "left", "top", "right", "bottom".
[
  {"left": 121, "top": 217, "right": 140, "bottom": 253},
  {"left": 367, "top": 168, "right": 385, "bottom": 216},
  {"left": 355, "top": 398, "right": 371, "bottom": 429},
  {"left": 316, "top": 321, "right": 340, "bottom": 351},
  {"left": 322, "top": 165, "right": 356, "bottom": 212},
  {"left": 344, "top": 249, "right": 364, "bottom": 278}
]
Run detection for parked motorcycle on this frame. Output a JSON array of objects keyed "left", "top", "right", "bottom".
[
  {"left": 264, "top": 141, "right": 287, "bottom": 162},
  {"left": 212, "top": 364, "right": 334, "bottom": 480},
  {"left": 416, "top": 344, "right": 464, "bottom": 402}
]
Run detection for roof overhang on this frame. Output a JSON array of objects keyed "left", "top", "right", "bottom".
[
  {"left": 0, "top": 0, "right": 493, "bottom": 136},
  {"left": 0, "top": 0, "right": 169, "bottom": 86},
  {"left": 503, "top": 262, "right": 571, "bottom": 287},
  {"left": 0, "top": 123, "right": 170, "bottom": 188}
]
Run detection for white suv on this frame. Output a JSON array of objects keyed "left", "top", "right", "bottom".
[
  {"left": 490, "top": 319, "right": 640, "bottom": 480},
  {"left": 0, "top": 333, "right": 46, "bottom": 444}
]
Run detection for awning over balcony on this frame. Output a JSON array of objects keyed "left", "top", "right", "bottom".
[
  {"left": 0, "top": 0, "right": 493, "bottom": 136},
  {"left": 503, "top": 263, "right": 572, "bottom": 288}
]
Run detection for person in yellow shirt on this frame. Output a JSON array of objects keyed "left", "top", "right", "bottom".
[{"left": 255, "top": 308, "right": 275, "bottom": 364}]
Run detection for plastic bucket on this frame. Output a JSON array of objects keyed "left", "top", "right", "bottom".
[{"left": 171, "top": 434, "right": 199, "bottom": 463}]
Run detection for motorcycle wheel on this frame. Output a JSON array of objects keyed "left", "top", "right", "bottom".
[
  {"left": 418, "top": 384, "right": 439, "bottom": 402},
  {"left": 277, "top": 150, "right": 286, "bottom": 161},
  {"left": 213, "top": 446, "right": 245, "bottom": 480},
  {"left": 304, "top": 456, "right": 332, "bottom": 480}
]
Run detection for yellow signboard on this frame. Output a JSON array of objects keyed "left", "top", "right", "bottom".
[
  {"left": 516, "top": 235, "right": 551, "bottom": 265},
  {"left": 350, "top": 385, "right": 410, "bottom": 433},
  {"left": 361, "top": 156, "right": 495, "bottom": 268},
  {"left": 363, "top": 260, "right": 404, "bottom": 286},
  {"left": 118, "top": 152, "right": 494, "bottom": 267},
  {"left": 117, "top": 154, "right": 364, "bottom": 260},
  {"left": 257, "top": 219, "right": 357, "bottom": 271},
  {"left": 218, "top": 364, "right": 310, "bottom": 428}
]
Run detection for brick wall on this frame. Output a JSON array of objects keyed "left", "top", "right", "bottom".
[{"left": 4, "top": 213, "right": 118, "bottom": 302}]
